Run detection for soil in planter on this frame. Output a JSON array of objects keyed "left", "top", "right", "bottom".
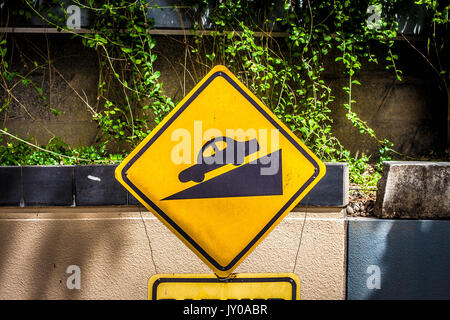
[{"left": 347, "top": 186, "right": 376, "bottom": 217}]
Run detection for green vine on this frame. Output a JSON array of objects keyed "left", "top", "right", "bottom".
[{"left": 0, "top": 0, "right": 448, "bottom": 190}]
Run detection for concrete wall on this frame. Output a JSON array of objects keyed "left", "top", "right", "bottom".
[
  {"left": 0, "top": 34, "right": 100, "bottom": 147},
  {"left": 1, "top": 34, "right": 447, "bottom": 158},
  {"left": 375, "top": 161, "right": 450, "bottom": 219},
  {"left": 0, "top": 207, "right": 346, "bottom": 300},
  {"left": 2, "top": 207, "right": 449, "bottom": 300},
  {"left": 327, "top": 50, "right": 447, "bottom": 157}
]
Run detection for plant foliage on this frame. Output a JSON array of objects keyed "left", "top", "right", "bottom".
[{"left": 0, "top": 0, "right": 448, "bottom": 188}]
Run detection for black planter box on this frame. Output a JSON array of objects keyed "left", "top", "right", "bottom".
[
  {"left": 75, "top": 165, "right": 127, "bottom": 206},
  {"left": 145, "top": 0, "right": 196, "bottom": 29},
  {"left": 0, "top": 166, "right": 22, "bottom": 206},
  {"left": 0, "top": 1, "right": 426, "bottom": 36},
  {"left": 1, "top": 0, "right": 92, "bottom": 28},
  {"left": 0, "top": 163, "right": 348, "bottom": 207},
  {"left": 128, "top": 192, "right": 142, "bottom": 206},
  {"left": 297, "top": 163, "right": 349, "bottom": 207},
  {"left": 22, "top": 166, "right": 74, "bottom": 206}
]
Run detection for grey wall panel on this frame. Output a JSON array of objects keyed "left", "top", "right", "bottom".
[{"left": 347, "top": 219, "right": 450, "bottom": 300}]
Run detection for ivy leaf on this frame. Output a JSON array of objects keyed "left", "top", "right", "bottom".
[{"left": 206, "top": 52, "right": 216, "bottom": 62}]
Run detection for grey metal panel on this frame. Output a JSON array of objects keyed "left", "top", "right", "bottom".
[{"left": 347, "top": 219, "right": 450, "bottom": 300}]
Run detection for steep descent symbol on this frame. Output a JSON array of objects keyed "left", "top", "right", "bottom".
[
  {"left": 179, "top": 136, "right": 259, "bottom": 183},
  {"left": 164, "top": 137, "right": 282, "bottom": 200}
]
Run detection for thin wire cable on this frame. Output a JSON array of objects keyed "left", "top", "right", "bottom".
[
  {"left": 138, "top": 206, "right": 158, "bottom": 274},
  {"left": 293, "top": 200, "right": 308, "bottom": 273}
]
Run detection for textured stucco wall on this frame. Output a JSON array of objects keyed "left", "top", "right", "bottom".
[{"left": 0, "top": 206, "right": 346, "bottom": 300}]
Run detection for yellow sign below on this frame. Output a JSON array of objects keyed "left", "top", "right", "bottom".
[
  {"left": 149, "top": 273, "right": 300, "bottom": 300},
  {"left": 115, "top": 65, "right": 325, "bottom": 277}
]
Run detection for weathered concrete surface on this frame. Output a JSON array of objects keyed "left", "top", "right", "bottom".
[
  {"left": 325, "top": 42, "right": 447, "bottom": 158},
  {"left": 347, "top": 218, "right": 450, "bottom": 300},
  {"left": 375, "top": 161, "right": 450, "bottom": 219},
  {"left": 1, "top": 36, "right": 447, "bottom": 159},
  {"left": 0, "top": 207, "right": 346, "bottom": 300},
  {"left": 0, "top": 34, "right": 100, "bottom": 147}
]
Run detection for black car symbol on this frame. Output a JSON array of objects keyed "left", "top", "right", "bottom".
[{"left": 178, "top": 136, "right": 260, "bottom": 183}]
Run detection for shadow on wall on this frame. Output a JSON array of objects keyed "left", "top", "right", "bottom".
[
  {"left": 347, "top": 219, "right": 450, "bottom": 300},
  {"left": 0, "top": 207, "right": 155, "bottom": 300}
]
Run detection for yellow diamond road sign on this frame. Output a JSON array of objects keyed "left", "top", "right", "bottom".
[{"left": 115, "top": 65, "right": 326, "bottom": 277}]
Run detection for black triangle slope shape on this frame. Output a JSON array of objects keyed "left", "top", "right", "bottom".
[{"left": 162, "top": 150, "right": 283, "bottom": 200}]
